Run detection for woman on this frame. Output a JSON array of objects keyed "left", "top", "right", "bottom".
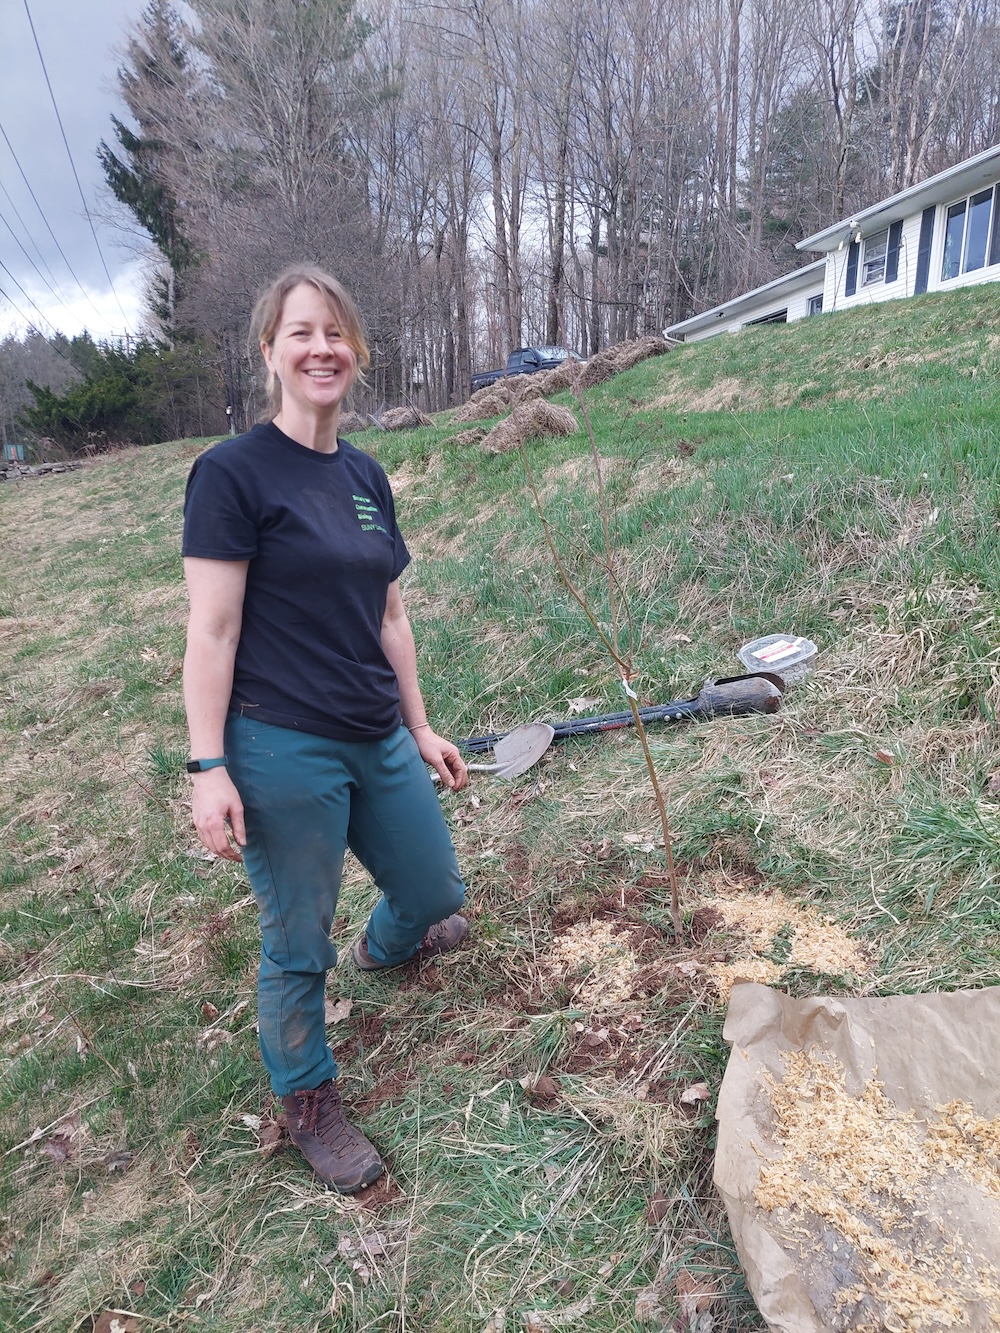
[{"left": 182, "top": 264, "right": 468, "bottom": 1194}]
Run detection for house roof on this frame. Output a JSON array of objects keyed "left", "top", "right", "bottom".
[
  {"left": 664, "top": 260, "right": 826, "bottom": 338},
  {"left": 797, "top": 141, "right": 1000, "bottom": 252}
]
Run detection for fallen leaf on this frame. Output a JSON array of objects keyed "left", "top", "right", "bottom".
[
  {"left": 94, "top": 1314, "right": 141, "bottom": 1333},
  {"left": 324, "top": 997, "right": 353, "bottom": 1026},
  {"left": 988, "top": 771, "right": 1000, "bottom": 797},
  {"left": 336, "top": 1232, "right": 388, "bottom": 1283},
  {"left": 634, "top": 1289, "right": 667, "bottom": 1324},
  {"left": 676, "top": 1268, "right": 718, "bottom": 1315},
  {"left": 75, "top": 1035, "right": 88, "bottom": 1062},
  {"left": 676, "top": 960, "right": 702, "bottom": 979},
  {"left": 368, "top": 1231, "right": 391, "bottom": 1255},
  {"left": 521, "top": 1075, "right": 561, "bottom": 1102},
  {"left": 680, "top": 1082, "right": 711, "bottom": 1106},
  {"left": 566, "top": 696, "right": 600, "bottom": 714},
  {"left": 196, "top": 1027, "right": 233, "bottom": 1053},
  {"left": 523, "top": 1295, "right": 595, "bottom": 1327},
  {"left": 875, "top": 749, "right": 894, "bottom": 765},
  {"left": 646, "top": 1190, "right": 669, "bottom": 1225},
  {"left": 128, "top": 1281, "right": 146, "bottom": 1297},
  {"left": 104, "top": 1149, "right": 135, "bottom": 1172},
  {"left": 40, "top": 1134, "right": 72, "bottom": 1163},
  {"left": 552, "top": 1277, "right": 576, "bottom": 1298},
  {"left": 201, "top": 1001, "right": 220, "bottom": 1022},
  {"left": 257, "top": 1114, "right": 285, "bottom": 1153}
]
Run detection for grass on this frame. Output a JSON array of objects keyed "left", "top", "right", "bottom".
[{"left": 4, "top": 286, "right": 1000, "bottom": 1329}]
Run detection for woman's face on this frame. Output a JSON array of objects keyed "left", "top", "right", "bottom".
[{"left": 261, "top": 283, "right": 358, "bottom": 419}]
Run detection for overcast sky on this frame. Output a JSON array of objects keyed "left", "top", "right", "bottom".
[{"left": 1, "top": 0, "right": 150, "bottom": 343}]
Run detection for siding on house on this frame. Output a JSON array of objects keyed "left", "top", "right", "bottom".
[
  {"left": 682, "top": 284, "right": 823, "bottom": 341},
  {"left": 665, "top": 142, "right": 1000, "bottom": 342},
  {"left": 825, "top": 211, "right": 923, "bottom": 312},
  {"left": 665, "top": 260, "right": 826, "bottom": 342}
]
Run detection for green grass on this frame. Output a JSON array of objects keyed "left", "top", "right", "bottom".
[{"left": 5, "top": 285, "right": 1000, "bottom": 1329}]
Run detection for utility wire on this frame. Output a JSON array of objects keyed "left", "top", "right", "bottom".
[
  {"left": 0, "top": 264, "right": 83, "bottom": 371},
  {"left": 21, "top": 0, "right": 136, "bottom": 334},
  {"left": 0, "top": 118, "right": 108, "bottom": 326},
  {"left": 0, "top": 284, "right": 79, "bottom": 372},
  {"left": 0, "top": 176, "right": 70, "bottom": 303},
  {"left": 0, "top": 256, "right": 62, "bottom": 336},
  {"left": 0, "top": 207, "right": 77, "bottom": 317}
]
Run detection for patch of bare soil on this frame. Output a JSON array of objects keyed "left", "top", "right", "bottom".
[
  {"left": 354, "top": 1171, "right": 406, "bottom": 1212},
  {"left": 353, "top": 1070, "right": 414, "bottom": 1116},
  {"left": 332, "top": 1011, "right": 388, "bottom": 1067}
]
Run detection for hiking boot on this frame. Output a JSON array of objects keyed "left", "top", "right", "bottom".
[
  {"left": 352, "top": 913, "right": 469, "bottom": 972},
  {"left": 281, "top": 1079, "right": 383, "bottom": 1193}
]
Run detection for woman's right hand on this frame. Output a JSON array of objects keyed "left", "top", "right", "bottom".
[{"left": 191, "top": 769, "right": 247, "bottom": 861}]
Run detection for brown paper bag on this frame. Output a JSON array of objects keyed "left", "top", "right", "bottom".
[{"left": 715, "top": 983, "right": 1000, "bottom": 1331}]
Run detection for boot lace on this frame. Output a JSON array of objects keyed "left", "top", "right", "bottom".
[{"left": 293, "top": 1082, "right": 352, "bottom": 1148}]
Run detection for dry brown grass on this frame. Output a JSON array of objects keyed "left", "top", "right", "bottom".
[
  {"left": 379, "top": 405, "right": 433, "bottom": 430},
  {"left": 480, "top": 402, "right": 579, "bottom": 453}
]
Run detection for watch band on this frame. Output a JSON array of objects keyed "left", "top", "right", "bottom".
[{"left": 186, "top": 757, "right": 228, "bottom": 773}]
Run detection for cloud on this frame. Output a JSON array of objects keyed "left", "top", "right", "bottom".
[{"left": 0, "top": 0, "right": 149, "bottom": 341}]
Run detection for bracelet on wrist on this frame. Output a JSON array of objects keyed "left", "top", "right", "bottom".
[
  {"left": 186, "top": 756, "right": 228, "bottom": 773},
  {"left": 407, "top": 722, "right": 430, "bottom": 732}
]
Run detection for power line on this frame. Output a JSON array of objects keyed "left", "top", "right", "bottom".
[
  {"left": 0, "top": 176, "right": 69, "bottom": 303},
  {"left": 0, "top": 117, "right": 109, "bottom": 326},
  {"left": 0, "top": 257, "right": 63, "bottom": 337},
  {"left": 0, "top": 206, "right": 77, "bottom": 317},
  {"left": 21, "top": 0, "right": 136, "bottom": 335},
  {"left": 0, "top": 272, "right": 82, "bottom": 371}
]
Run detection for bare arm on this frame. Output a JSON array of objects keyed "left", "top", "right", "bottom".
[
  {"left": 381, "top": 580, "right": 467, "bottom": 790},
  {"left": 183, "top": 556, "right": 249, "bottom": 859}
]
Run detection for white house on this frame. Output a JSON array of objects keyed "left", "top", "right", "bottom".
[{"left": 665, "top": 141, "right": 1000, "bottom": 342}]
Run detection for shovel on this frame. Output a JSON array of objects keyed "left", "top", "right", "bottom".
[
  {"left": 432, "top": 721, "right": 555, "bottom": 782},
  {"left": 461, "top": 672, "right": 785, "bottom": 754}
]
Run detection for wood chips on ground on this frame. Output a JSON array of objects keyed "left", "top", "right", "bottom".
[{"left": 705, "top": 889, "right": 870, "bottom": 1001}]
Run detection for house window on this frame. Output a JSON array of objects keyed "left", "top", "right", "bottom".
[
  {"left": 744, "top": 309, "right": 787, "bottom": 327},
  {"left": 862, "top": 230, "right": 888, "bottom": 285},
  {"left": 807, "top": 294, "right": 824, "bottom": 315},
  {"left": 942, "top": 185, "right": 1000, "bottom": 280}
]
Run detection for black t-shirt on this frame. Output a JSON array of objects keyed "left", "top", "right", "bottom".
[{"left": 182, "top": 422, "right": 411, "bottom": 741}]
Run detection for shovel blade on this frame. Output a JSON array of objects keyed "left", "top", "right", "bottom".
[{"left": 490, "top": 722, "right": 556, "bottom": 778}]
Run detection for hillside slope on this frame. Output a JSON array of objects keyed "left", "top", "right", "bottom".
[{"left": 3, "top": 286, "right": 1000, "bottom": 1332}]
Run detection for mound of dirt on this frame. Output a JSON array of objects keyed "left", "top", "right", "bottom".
[
  {"left": 449, "top": 427, "right": 486, "bottom": 447},
  {"left": 577, "top": 335, "right": 672, "bottom": 389},
  {"left": 480, "top": 401, "right": 579, "bottom": 454},
  {"left": 450, "top": 389, "right": 510, "bottom": 424},
  {"left": 380, "top": 406, "right": 433, "bottom": 430},
  {"left": 339, "top": 410, "right": 370, "bottom": 435}
]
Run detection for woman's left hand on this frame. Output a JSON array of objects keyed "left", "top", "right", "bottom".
[{"left": 413, "top": 727, "right": 468, "bottom": 790}]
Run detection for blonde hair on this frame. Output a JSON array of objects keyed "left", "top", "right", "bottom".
[{"left": 251, "top": 265, "right": 371, "bottom": 419}]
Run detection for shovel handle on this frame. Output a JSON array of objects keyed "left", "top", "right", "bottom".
[
  {"left": 461, "top": 672, "right": 784, "bottom": 753},
  {"left": 431, "top": 761, "right": 500, "bottom": 782}
]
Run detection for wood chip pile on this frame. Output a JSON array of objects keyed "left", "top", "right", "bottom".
[{"left": 756, "top": 1050, "right": 1000, "bottom": 1330}]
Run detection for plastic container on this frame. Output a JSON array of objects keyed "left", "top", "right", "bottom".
[{"left": 737, "top": 633, "right": 818, "bottom": 685}]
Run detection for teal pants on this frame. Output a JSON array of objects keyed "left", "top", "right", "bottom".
[{"left": 225, "top": 714, "right": 466, "bottom": 1096}]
